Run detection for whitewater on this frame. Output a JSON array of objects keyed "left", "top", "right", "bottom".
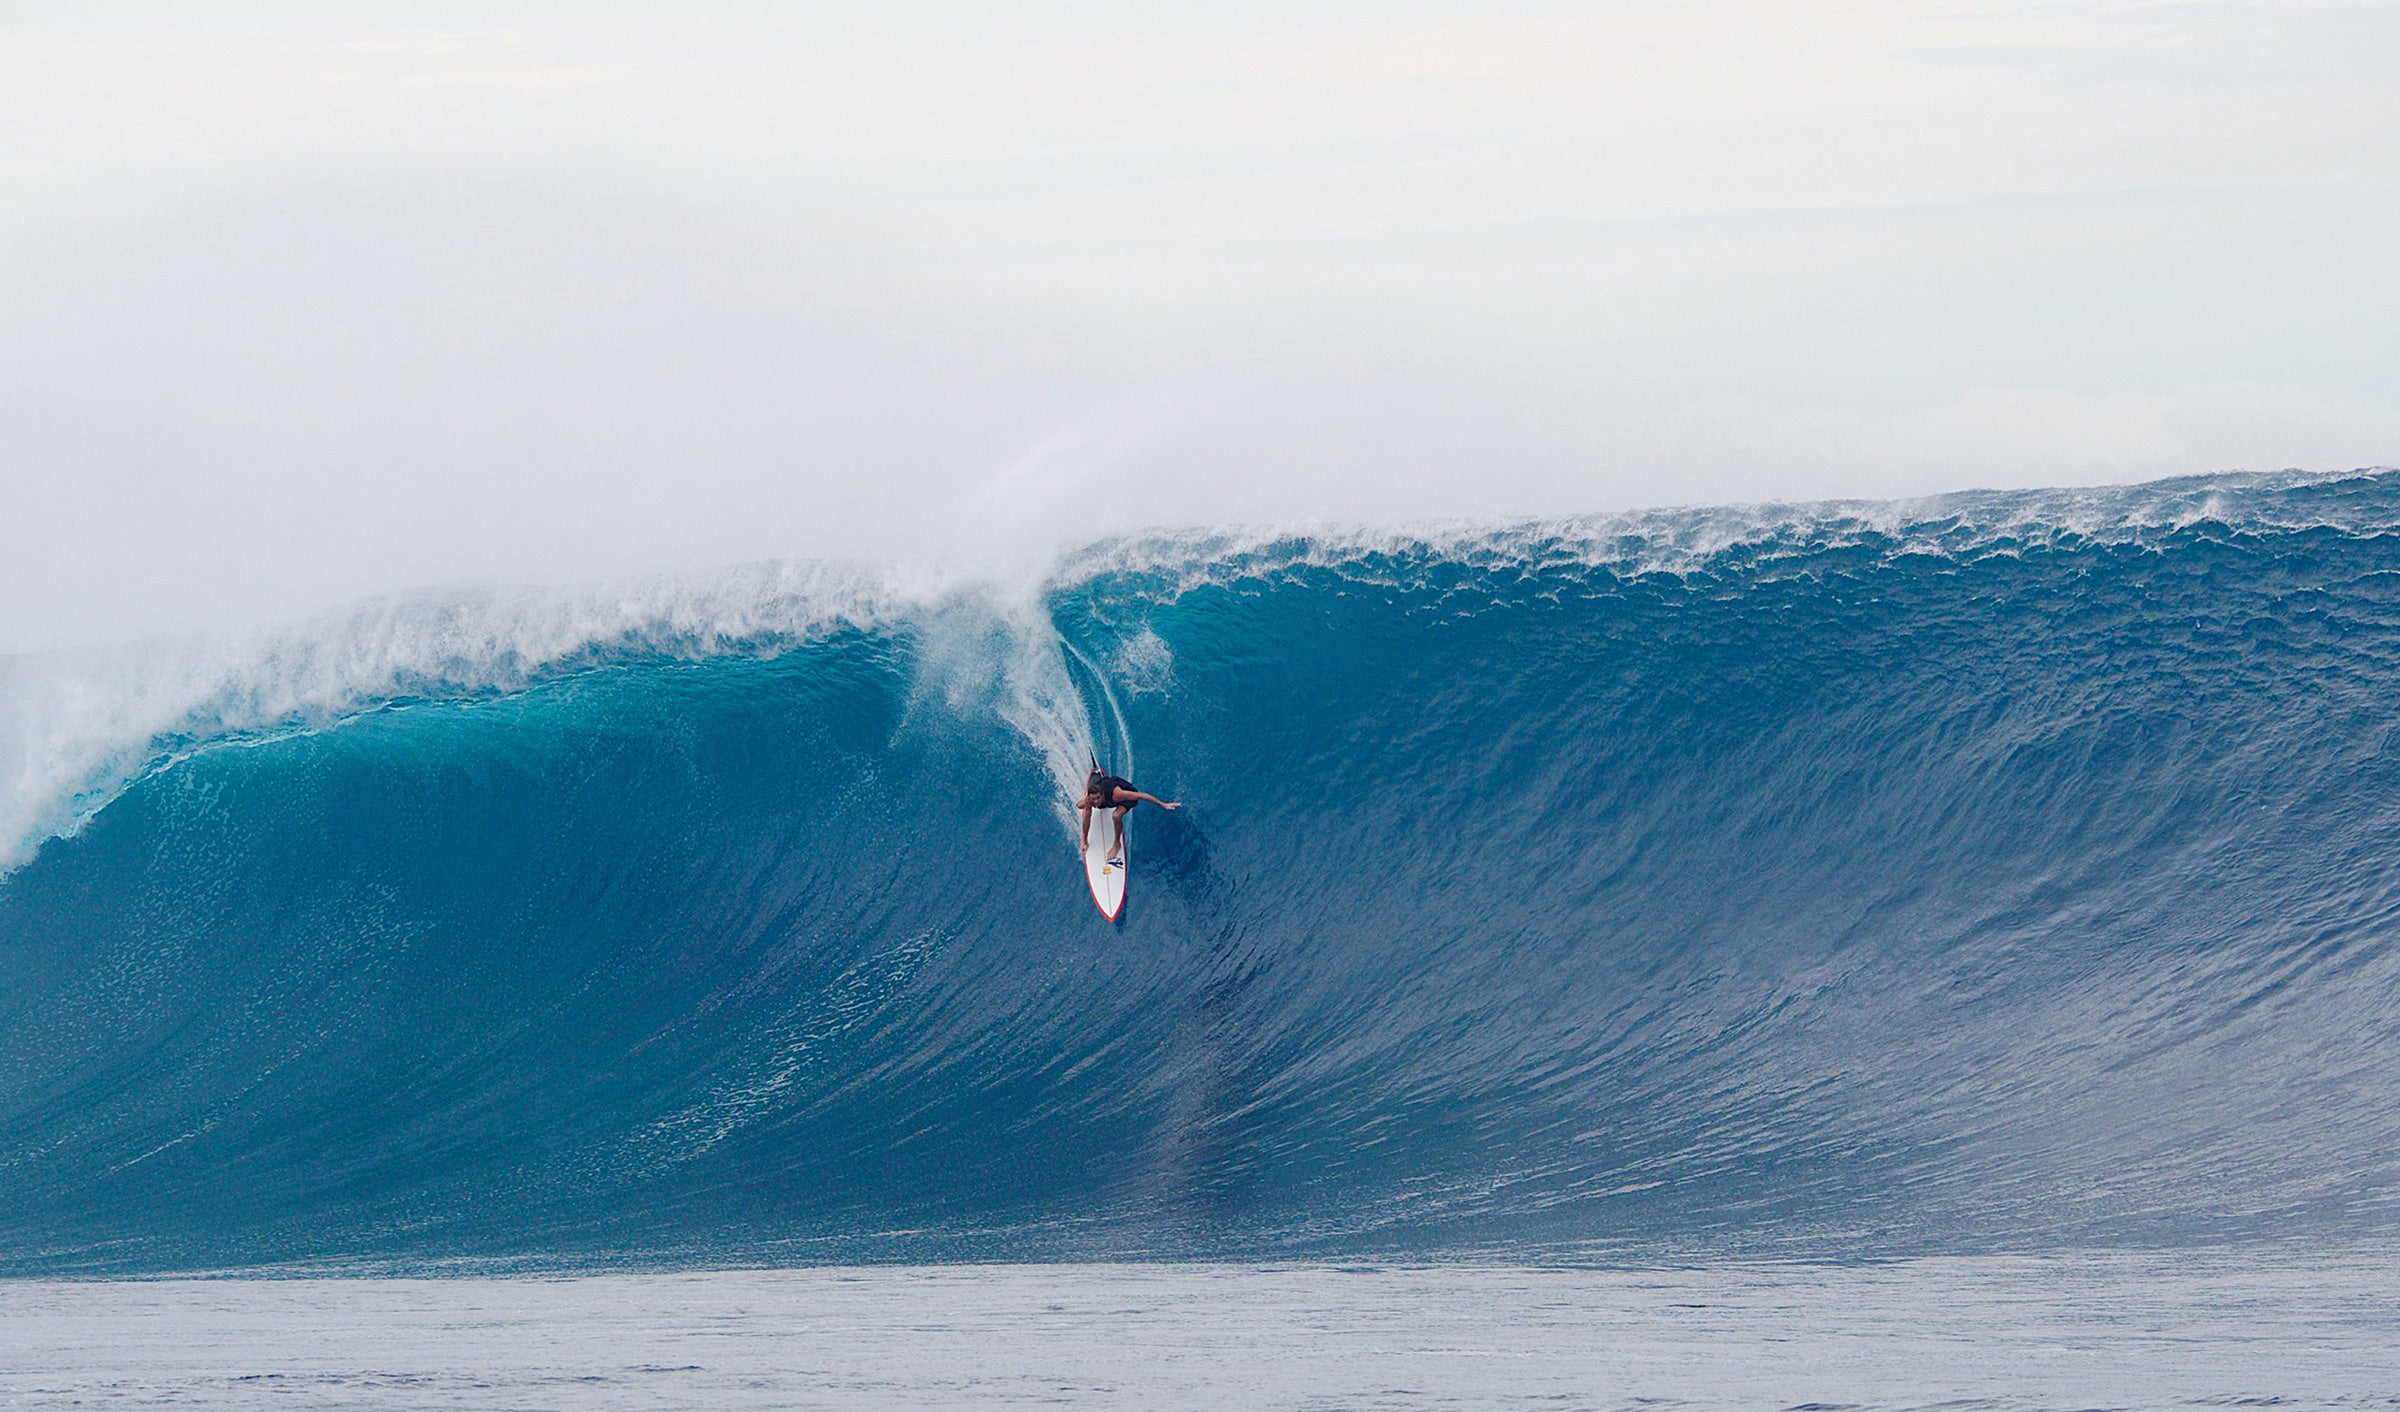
[{"left": 6, "top": 469, "right": 2400, "bottom": 1404}]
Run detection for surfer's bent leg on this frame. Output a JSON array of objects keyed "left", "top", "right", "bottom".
[{"left": 1107, "top": 805, "right": 1130, "bottom": 862}]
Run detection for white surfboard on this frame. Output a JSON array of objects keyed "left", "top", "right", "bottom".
[{"left": 1083, "top": 806, "right": 1127, "bottom": 921}]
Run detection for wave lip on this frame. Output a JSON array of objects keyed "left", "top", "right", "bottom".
[
  {"left": 9, "top": 468, "right": 2395, "bottom": 872},
  {"left": 0, "top": 559, "right": 947, "bottom": 869}
]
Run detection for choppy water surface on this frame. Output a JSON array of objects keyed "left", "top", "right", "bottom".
[{"left": 6, "top": 1253, "right": 2398, "bottom": 1410}]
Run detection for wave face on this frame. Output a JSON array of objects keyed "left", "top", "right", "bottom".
[{"left": 7, "top": 471, "right": 2400, "bottom": 1273}]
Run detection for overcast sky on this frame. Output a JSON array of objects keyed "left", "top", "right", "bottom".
[{"left": 3, "top": 1, "right": 2395, "bottom": 646}]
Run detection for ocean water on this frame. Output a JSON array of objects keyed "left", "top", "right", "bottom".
[
  {"left": 6, "top": 1253, "right": 2399, "bottom": 1409},
  {"left": 3, "top": 470, "right": 2400, "bottom": 1393}
]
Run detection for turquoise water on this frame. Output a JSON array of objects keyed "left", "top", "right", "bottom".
[{"left": 5, "top": 471, "right": 2400, "bottom": 1270}]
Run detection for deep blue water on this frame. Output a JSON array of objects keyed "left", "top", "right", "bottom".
[{"left": 5, "top": 471, "right": 2400, "bottom": 1274}]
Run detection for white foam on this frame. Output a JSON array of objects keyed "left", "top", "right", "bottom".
[
  {"left": 0, "top": 560, "right": 912, "bottom": 869},
  {"left": 1056, "top": 468, "right": 2399, "bottom": 599}
]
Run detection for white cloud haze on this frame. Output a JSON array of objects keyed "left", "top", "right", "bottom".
[{"left": 3, "top": 0, "right": 2395, "bottom": 647}]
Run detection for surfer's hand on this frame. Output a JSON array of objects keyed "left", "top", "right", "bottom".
[{"left": 1164, "top": 801, "right": 1182, "bottom": 810}]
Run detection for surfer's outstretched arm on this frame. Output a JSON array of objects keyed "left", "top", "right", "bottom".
[{"left": 1122, "top": 790, "right": 1181, "bottom": 810}]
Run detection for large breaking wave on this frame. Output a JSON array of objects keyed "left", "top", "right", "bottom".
[{"left": 6, "top": 470, "right": 2400, "bottom": 1273}]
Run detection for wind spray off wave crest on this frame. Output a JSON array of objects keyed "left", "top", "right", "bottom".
[
  {"left": 4, "top": 465, "right": 2378, "bottom": 874},
  {"left": 910, "top": 592, "right": 1112, "bottom": 836},
  {"left": 0, "top": 559, "right": 1097, "bottom": 870}
]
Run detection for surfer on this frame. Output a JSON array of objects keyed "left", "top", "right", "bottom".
[{"left": 1080, "top": 766, "right": 1179, "bottom": 863}]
